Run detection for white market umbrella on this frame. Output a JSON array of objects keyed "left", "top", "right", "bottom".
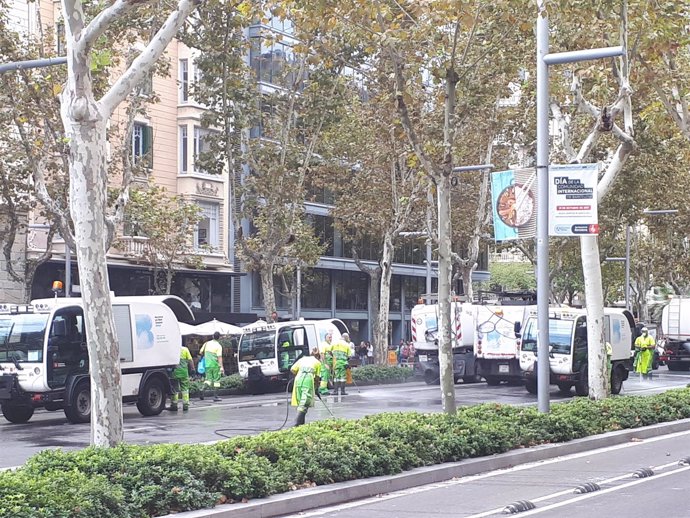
[
  {"left": 193, "top": 318, "right": 243, "bottom": 336},
  {"left": 242, "top": 319, "right": 268, "bottom": 331},
  {"left": 179, "top": 322, "right": 199, "bottom": 336}
]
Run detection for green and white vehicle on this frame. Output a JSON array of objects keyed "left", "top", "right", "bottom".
[{"left": 519, "top": 307, "right": 635, "bottom": 396}]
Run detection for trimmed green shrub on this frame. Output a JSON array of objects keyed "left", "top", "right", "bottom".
[
  {"left": 351, "top": 365, "right": 415, "bottom": 385},
  {"left": 189, "top": 374, "right": 246, "bottom": 396},
  {"left": 3, "top": 388, "right": 690, "bottom": 517}
]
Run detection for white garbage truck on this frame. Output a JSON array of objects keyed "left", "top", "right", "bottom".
[
  {"left": 0, "top": 295, "right": 192, "bottom": 424},
  {"left": 659, "top": 297, "right": 690, "bottom": 371},
  {"left": 237, "top": 318, "right": 349, "bottom": 392},
  {"left": 474, "top": 301, "right": 535, "bottom": 385},
  {"left": 519, "top": 306, "right": 635, "bottom": 396},
  {"left": 410, "top": 299, "right": 480, "bottom": 385}
]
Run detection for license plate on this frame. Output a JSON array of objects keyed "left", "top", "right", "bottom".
[
  {"left": 419, "top": 355, "right": 428, "bottom": 362},
  {"left": 498, "top": 364, "right": 510, "bottom": 373}
]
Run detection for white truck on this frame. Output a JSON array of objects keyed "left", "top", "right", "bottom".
[
  {"left": 518, "top": 306, "right": 635, "bottom": 396},
  {"left": 410, "top": 300, "right": 480, "bottom": 385},
  {"left": 237, "top": 318, "right": 348, "bottom": 392},
  {"left": 659, "top": 297, "right": 690, "bottom": 371},
  {"left": 0, "top": 295, "right": 192, "bottom": 424},
  {"left": 474, "top": 303, "right": 534, "bottom": 385}
]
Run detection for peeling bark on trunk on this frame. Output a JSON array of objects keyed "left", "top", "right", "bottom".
[
  {"left": 375, "top": 234, "right": 395, "bottom": 365},
  {"left": 437, "top": 175, "right": 456, "bottom": 413},
  {"left": 64, "top": 111, "right": 124, "bottom": 446},
  {"left": 581, "top": 235, "right": 608, "bottom": 399},
  {"left": 261, "top": 264, "right": 277, "bottom": 321}
]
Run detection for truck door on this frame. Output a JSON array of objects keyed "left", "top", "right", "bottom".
[
  {"left": 47, "top": 308, "right": 88, "bottom": 389},
  {"left": 277, "top": 326, "right": 308, "bottom": 372},
  {"left": 573, "top": 317, "right": 588, "bottom": 373}
]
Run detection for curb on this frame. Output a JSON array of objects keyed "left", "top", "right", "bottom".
[{"left": 171, "top": 417, "right": 690, "bottom": 518}]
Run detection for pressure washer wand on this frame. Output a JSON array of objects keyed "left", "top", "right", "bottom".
[{"left": 317, "top": 392, "right": 336, "bottom": 418}]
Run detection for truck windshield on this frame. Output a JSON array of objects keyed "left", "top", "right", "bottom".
[
  {"left": 0, "top": 313, "right": 49, "bottom": 363},
  {"left": 238, "top": 331, "right": 276, "bottom": 361},
  {"left": 521, "top": 318, "right": 574, "bottom": 355}
]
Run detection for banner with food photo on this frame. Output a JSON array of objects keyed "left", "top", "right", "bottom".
[{"left": 491, "top": 168, "right": 537, "bottom": 241}]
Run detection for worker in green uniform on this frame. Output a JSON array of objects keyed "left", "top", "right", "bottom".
[
  {"left": 634, "top": 327, "right": 655, "bottom": 380},
  {"left": 331, "top": 332, "right": 352, "bottom": 396},
  {"left": 290, "top": 348, "right": 322, "bottom": 426},
  {"left": 318, "top": 332, "right": 334, "bottom": 396},
  {"left": 169, "top": 344, "right": 195, "bottom": 411},
  {"left": 200, "top": 331, "right": 224, "bottom": 401},
  {"left": 279, "top": 331, "right": 292, "bottom": 370}
]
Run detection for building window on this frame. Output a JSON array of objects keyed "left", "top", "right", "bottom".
[
  {"left": 179, "top": 58, "right": 189, "bottom": 102},
  {"left": 179, "top": 126, "right": 188, "bottom": 173},
  {"left": 306, "top": 214, "right": 334, "bottom": 256},
  {"left": 193, "top": 126, "right": 212, "bottom": 173},
  {"left": 335, "top": 271, "right": 368, "bottom": 311},
  {"left": 301, "top": 269, "right": 331, "bottom": 309},
  {"left": 249, "top": 38, "right": 296, "bottom": 87},
  {"left": 132, "top": 123, "right": 152, "bottom": 168},
  {"left": 56, "top": 21, "right": 65, "bottom": 55},
  {"left": 195, "top": 202, "right": 219, "bottom": 249}
]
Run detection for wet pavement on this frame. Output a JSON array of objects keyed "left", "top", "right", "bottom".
[{"left": 1, "top": 368, "right": 688, "bottom": 469}]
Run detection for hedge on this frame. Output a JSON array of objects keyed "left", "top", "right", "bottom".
[
  {"left": 189, "top": 374, "right": 247, "bottom": 397},
  {"left": 351, "top": 365, "right": 415, "bottom": 385},
  {"left": 3, "top": 388, "right": 690, "bottom": 517}
]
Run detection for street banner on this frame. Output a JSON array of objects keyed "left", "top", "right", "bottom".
[
  {"left": 491, "top": 168, "right": 537, "bottom": 241},
  {"left": 548, "top": 163, "right": 599, "bottom": 236}
]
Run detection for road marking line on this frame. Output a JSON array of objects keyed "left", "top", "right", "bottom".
[
  {"left": 290, "top": 429, "right": 690, "bottom": 517},
  {"left": 513, "top": 465, "right": 690, "bottom": 516},
  {"left": 463, "top": 460, "right": 682, "bottom": 518}
]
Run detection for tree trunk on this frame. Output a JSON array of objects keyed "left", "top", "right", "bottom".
[
  {"left": 437, "top": 175, "right": 456, "bottom": 413},
  {"left": 581, "top": 235, "right": 608, "bottom": 399},
  {"left": 368, "top": 269, "right": 383, "bottom": 364},
  {"left": 461, "top": 265, "right": 475, "bottom": 301},
  {"left": 63, "top": 110, "right": 124, "bottom": 446},
  {"left": 374, "top": 234, "right": 395, "bottom": 366},
  {"left": 260, "top": 263, "right": 277, "bottom": 321}
]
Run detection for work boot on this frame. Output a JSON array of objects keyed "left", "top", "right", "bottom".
[
  {"left": 199, "top": 387, "right": 205, "bottom": 400},
  {"left": 339, "top": 382, "right": 348, "bottom": 395},
  {"left": 294, "top": 410, "right": 306, "bottom": 427},
  {"left": 213, "top": 389, "right": 221, "bottom": 402},
  {"left": 167, "top": 403, "right": 178, "bottom": 412},
  {"left": 182, "top": 404, "right": 189, "bottom": 412}
]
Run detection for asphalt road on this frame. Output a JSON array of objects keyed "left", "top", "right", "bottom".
[
  {"left": 1, "top": 368, "right": 688, "bottom": 469},
  {"left": 288, "top": 423, "right": 690, "bottom": 518}
]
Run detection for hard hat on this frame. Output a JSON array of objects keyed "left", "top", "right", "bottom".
[{"left": 641, "top": 327, "right": 648, "bottom": 332}]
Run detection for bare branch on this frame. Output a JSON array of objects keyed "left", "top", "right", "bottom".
[
  {"left": 100, "top": 0, "right": 197, "bottom": 117},
  {"left": 79, "top": 0, "right": 140, "bottom": 54}
]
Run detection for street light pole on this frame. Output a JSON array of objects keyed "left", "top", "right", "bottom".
[{"left": 536, "top": 1, "right": 624, "bottom": 413}]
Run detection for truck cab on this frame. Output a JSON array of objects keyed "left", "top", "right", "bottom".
[
  {"left": 519, "top": 307, "right": 634, "bottom": 396},
  {"left": 237, "top": 318, "right": 348, "bottom": 392},
  {"left": 0, "top": 296, "right": 190, "bottom": 424}
]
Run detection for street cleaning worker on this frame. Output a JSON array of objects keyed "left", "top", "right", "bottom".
[
  {"left": 279, "top": 331, "right": 292, "bottom": 370},
  {"left": 169, "top": 343, "right": 195, "bottom": 412},
  {"left": 634, "top": 327, "right": 655, "bottom": 380},
  {"left": 290, "top": 348, "right": 322, "bottom": 426},
  {"left": 200, "top": 331, "right": 224, "bottom": 401},
  {"left": 318, "top": 331, "right": 334, "bottom": 396},
  {"left": 331, "top": 332, "right": 352, "bottom": 396}
]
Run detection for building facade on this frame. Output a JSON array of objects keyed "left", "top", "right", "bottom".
[{"left": 2, "top": 2, "right": 489, "bottom": 341}]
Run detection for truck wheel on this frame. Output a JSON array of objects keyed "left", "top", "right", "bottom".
[
  {"left": 525, "top": 378, "right": 537, "bottom": 394},
  {"left": 485, "top": 376, "right": 501, "bottom": 386},
  {"left": 557, "top": 382, "right": 572, "bottom": 395},
  {"left": 1, "top": 403, "right": 34, "bottom": 424},
  {"left": 575, "top": 366, "right": 589, "bottom": 397},
  {"left": 610, "top": 366, "right": 624, "bottom": 395},
  {"left": 64, "top": 381, "right": 91, "bottom": 424},
  {"left": 424, "top": 370, "right": 440, "bottom": 385},
  {"left": 137, "top": 376, "right": 167, "bottom": 416}
]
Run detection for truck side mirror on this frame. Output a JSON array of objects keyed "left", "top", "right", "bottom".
[{"left": 514, "top": 321, "right": 522, "bottom": 335}]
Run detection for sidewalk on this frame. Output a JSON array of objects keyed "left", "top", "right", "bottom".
[{"left": 170, "top": 417, "right": 690, "bottom": 518}]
